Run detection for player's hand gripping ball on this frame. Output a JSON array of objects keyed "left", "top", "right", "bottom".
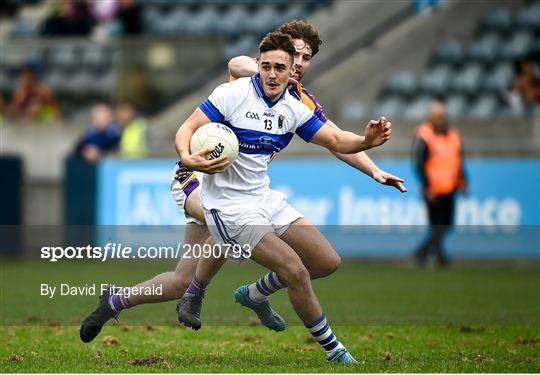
[{"left": 190, "top": 123, "right": 239, "bottom": 167}]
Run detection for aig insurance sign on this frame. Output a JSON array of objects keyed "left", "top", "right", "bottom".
[
  {"left": 97, "top": 158, "right": 539, "bottom": 226},
  {"left": 268, "top": 159, "right": 540, "bottom": 226},
  {"left": 96, "top": 158, "right": 540, "bottom": 258}
]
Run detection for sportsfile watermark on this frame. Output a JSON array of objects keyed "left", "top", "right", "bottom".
[
  {"left": 40, "top": 283, "right": 164, "bottom": 299},
  {"left": 0, "top": 225, "right": 538, "bottom": 326},
  {"left": 40, "top": 242, "right": 253, "bottom": 262}
]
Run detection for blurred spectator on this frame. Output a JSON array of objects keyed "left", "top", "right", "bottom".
[
  {"left": 0, "top": 0, "right": 19, "bottom": 18},
  {"left": 513, "top": 54, "right": 540, "bottom": 105},
  {"left": 119, "top": 65, "right": 158, "bottom": 114},
  {"left": 413, "top": 100, "right": 467, "bottom": 267},
  {"left": 9, "top": 65, "right": 61, "bottom": 122},
  {"left": 89, "top": 0, "right": 117, "bottom": 23},
  {"left": 74, "top": 104, "right": 121, "bottom": 163},
  {"left": 115, "top": 0, "right": 142, "bottom": 35},
  {"left": 41, "top": 0, "right": 94, "bottom": 37},
  {"left": 116, "top": 102, "right": 148, "bottom": 159},
  {"left": 0, "top": 95, "right": 5, "bottom": 124}
]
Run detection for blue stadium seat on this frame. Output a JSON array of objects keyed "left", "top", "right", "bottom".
[
  {"left": 481, "top": 7, "right": 513, "bottom": 35},
  {"left": 339, "top": 101, "right": 368, "bottom": 122},
  {"left": 498, "top": 101, "right": 528, "bottom": 118},
  {"left": 445, "top": 94, "right": 468, "bottom": 119},
  {"left": 278, "top": 3, "right": 307, "bottom": 25},
  {"left": 403, "top": 96, "right": 432, "bottom": 121},
  {"left": 244, "top": 4, "right": 280, "bottom": 34},
  {"left": 499, "top": 31, "right": 534, "bottom": 60},
  {"left": 224, "top": 35, "right": 257, "bottom": 60},
  {"left": 86, "top": 69, "right": 115, "bottom": 97},
  {"left": 214, "top": 5, "right": 250, "bottom": 36},
  {"left": 419, "top": 64, "right": 453, "bottom": 96},
  {"left": 142, "top": 5, "right": 165, "bottom": 34},
  {"left": 482, "top": 63, "right": 514, "bottom": 93},
  {"left": 62, "top": 70, "right": 90, "bottom": 94},
  {"left": 372, "top": 96, "right": 406, "bottom": 119},
  {"left": 516, "top": 3, "right": 540, "bottom": 31},
  {"left": 385, "top": 71, "right": 417, "bottom": 98},
  {"left": 80, "top": 46, "right": 111, "bottom": 71},
  {"left": 468, "top": 94, "right": 498, "bottom": 119},
  {"left": 43, "top": 68, "right": 75, "bottom": 94},
  {"left": 48, "top": 45, "right": 80, "bottom": 69},
  {"left": 450, "top": 63, "right": 483, "bottom": 94},
  {"left": 468, "top": 32, "right": 501, "bottom": 63},
  {"left": 434, "top": 40, "right": 466, "bottom": 67},
  {"left": 185, "top": 5, "right": 221, "bottom": 35}
]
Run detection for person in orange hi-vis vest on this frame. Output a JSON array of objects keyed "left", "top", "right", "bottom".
[{"left": 413, "top": 100, "right": 467, "bottom": 267}]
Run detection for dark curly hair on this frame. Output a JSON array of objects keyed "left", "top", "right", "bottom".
[{"left": 277, "top": 20, "right": 322, "bottom": 56}]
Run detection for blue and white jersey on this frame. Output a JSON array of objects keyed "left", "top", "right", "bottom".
[{"left": 198, "top": 73, "right": 325, "bottom": 211}]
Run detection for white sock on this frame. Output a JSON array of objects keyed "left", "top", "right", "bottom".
[
  {"left": 247, "top": 272, "right": 285, "bottom": 303},
  {"left": 306, "top": 314, "right": 345, "bottom": 358}
]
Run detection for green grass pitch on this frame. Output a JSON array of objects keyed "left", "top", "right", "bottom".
[{"left": 1, "top": 260, "right": 539, "bottom": 372}]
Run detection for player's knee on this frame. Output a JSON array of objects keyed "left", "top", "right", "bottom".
[
  {"left": 319, "top": 253, "right": 342, "bottom": 277},
  {"left": 281, "top": 262, "right": 310, "bottom": 288},
  {"left": 329, "top": 252, "right": 342, "bottom": 273},
  {"left": 308, "top": 251, "right": 341, "bottom": 279}
]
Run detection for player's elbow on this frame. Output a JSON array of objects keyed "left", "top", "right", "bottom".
[
  {"left": 227, "top": 56, "right": 249, "bottom": 76},
  {"left": 329, "top": 133, "right": 355, "bottom": 154},
  {"left": 325, "top": 133, "right": 343, "bottom": 153},
  {"left": 227, "top": 58, "right": 238, "bottom": 75}
]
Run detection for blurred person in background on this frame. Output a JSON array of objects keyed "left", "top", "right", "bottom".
[
  {"left": 74, "top": 103, "right": 121, "bottom": 163},
  {"left": 9, "top": 65, "right": 61, "bottom": 122},
  {"left": 513, "top": 53, "right": 540, "bottom": 105},
  {"left": 41, "top": 0, "right": 94, "bottom": 37},
  {"left": 89, "top": 0, "right": 117, "bottom": 23},
  {"left": 119, "top": 65, "right": 157, "bottom": 114},
  {"left": 115, "top": 0, "right": 142, "bottom": 36},
  {"left": 116, "top": 102, "right": 148, "bottom": 159},
  {"left": 413, "top": 100, "right": 467, "bottom": 267},
  {"left": 0, "top": 95, "right": 5, "bottom": 123}
]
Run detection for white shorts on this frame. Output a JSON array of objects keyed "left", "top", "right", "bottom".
[
  {"left": 170, "top": 161, "right": 204, "bottom": 225},
  {"left": 204, "top": 189, "right": 303, "bottom": 262}
]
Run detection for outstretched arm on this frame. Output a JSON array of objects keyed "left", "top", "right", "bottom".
[
  {"left": 311, "top": 117, "right": 391, "bottom": 154},
  {"left": 175, "top": 108, "right": 230, "bottom": 174},
  {"left": 326, "top": 119, "right": 406, "bottom": 192}
]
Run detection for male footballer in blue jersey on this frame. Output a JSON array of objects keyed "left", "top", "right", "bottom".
[
  {"left": 175, "top": 31, "right": 392, "bottom": 364},
  {"left": 80, "top": 22, "right": 405, "bottom": 359}
]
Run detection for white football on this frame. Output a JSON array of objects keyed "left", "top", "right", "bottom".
[{"left": 190, "top": 122, "right": 239, "bottom": 165}]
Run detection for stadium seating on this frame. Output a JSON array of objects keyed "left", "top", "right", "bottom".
[
  {"left": 374, "top": 1, "right": 540, "bottom": 119},
  {"left": 1, "top": 0, "right": 329, "bottom": 119}
]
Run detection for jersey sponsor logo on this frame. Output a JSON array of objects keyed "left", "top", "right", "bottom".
[
  {"left": 263, "top": 109, "right": 276, "bottom": 118},
  {"left": 259, "top": 135, "right": 274, "bottom": 144},
  {"left": 239, "top": 141, "right": 281, "bottom": 153},
  {"left": 208, "top": 142, "right": 225, "bottom": 159},
  {"left": 245, "top": 111, "right": 260, "bottom": 120}
]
